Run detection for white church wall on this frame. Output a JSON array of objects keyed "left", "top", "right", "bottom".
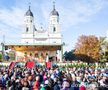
[
  {"left": 22, "top": 34, "right": 33, "bottom": 38},
  {"left": 21, "top": 39, "right": 33, "bottom": 43},
  {"left": 49, "top": 39, "right": 62, "bottom": 44},
  {"left": 34, "top": 39, "right": 49, "bottom": 44},
  {"left": 49, "top": 33, "right": 61, "bottom": 38}
]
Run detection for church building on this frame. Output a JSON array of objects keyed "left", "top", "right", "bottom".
[{"left": 5, "top": 3, "right": 62, "bottom": 63}]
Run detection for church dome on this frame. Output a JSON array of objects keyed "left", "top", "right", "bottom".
[
  {"left": 50, "top": 2, "right": 59, "bottom": 16},
  {"left": 50, "top": 9, "right": 59, "bottom": 16},
  {"left": 25, "top": 6, "right": 33, "bottom": 17}
]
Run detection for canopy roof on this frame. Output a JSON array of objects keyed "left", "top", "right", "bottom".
[{"left": 5, "top": 43, "right": 62, "bottom": 51}]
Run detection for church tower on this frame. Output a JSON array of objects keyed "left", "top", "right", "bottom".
[
  {"left": 49, "top": 2, "right": 60, "bottom": 33},
  {"left": 48, "top": 2, "right": 62, "bottom": 44},
  {"left": 48, "top": 2, "right": 62, "bottom": 62},
  {"left": 21, "top": 5, "right": 35, "bottom": 43}
]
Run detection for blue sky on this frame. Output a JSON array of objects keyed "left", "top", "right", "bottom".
[{"left": 0, "top": 0, "right": 108, "bottom": 52}]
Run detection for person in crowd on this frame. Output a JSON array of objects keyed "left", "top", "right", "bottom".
[
  {"left": 99, "top": 73, "right": 108, "bottom": 90},
  {"left": 53, "top": 77, "right": 60, "bottom": 90},
  {"left": 22, "top": 81, "right": 29, "bottom": 90},
  {"left": 0, "top": 63, "right": 108, "bottom": 90},
  {"left": 61, "top": 80, "right": 70, "bottom": 90},
  {"left": 33, "top": 76, "right": 40, "bottom": 90},
  {"left": 70, "top": 74, "right": 80, "bottom": 90}
]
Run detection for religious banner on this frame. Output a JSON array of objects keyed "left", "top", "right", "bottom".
[{"left": 25, "top": 61, "right": 35, "bottom": 68}]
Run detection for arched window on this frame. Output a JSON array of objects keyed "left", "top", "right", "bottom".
[
  {"left": 26, "top": 27, "right": 29, "bottom": 32},
  {"left": 53, "top": 27, "right": 56, "bottom": 32},
  {"left": 57, "top": 17, "right": 59, "bottom": 22}
]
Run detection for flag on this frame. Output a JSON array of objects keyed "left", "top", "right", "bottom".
[
  {"left": 25, "top": 61, "right": 35, "bottom": 69},
  {"left": 46, "top": 62, "right": 52, "bottom": 68},
  {"left": 9, "top": 62, "right": 16, "bottom": 70}
]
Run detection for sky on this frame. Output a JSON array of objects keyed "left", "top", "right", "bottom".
[{"left": 0, "top": 0, "right": 108, "bottom": 52}]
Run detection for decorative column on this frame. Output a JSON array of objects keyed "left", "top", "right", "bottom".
[
  {"left": 60, "top": 49, "right": 62, "bottom": 62},
  {"left": 46, "top": 55, "right": 49, "bottom": 62},
  {"left": 46, "top": 52, "right": 49, "bottom": 62}
]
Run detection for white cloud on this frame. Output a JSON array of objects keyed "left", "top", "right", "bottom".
[
  {"left": 41, "top": 0, "right": 108, "bottom": 31},
  {"left": 0, "top": 0, "right": 108, "bottom": 44},
  {"left": 0, "top": 6, "right": 25, "bottom": 43},
  {"left": 0, "top": 7, "right": 24, "bottom": 28},
  {"left": 60, "top": 0, "right": 108, "bottom": 30}
]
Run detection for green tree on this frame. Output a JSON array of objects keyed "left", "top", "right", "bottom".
[{"left": 64, "top": 50, "right": 76, "bottom": 61}]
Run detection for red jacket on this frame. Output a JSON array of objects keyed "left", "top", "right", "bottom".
[{"left": 33, "top": 81, "right": 40, "bottom": 90}]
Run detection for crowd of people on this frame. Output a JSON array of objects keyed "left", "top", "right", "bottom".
[{"left": 0, "top": 64, "right": 108, "bottom": 90}]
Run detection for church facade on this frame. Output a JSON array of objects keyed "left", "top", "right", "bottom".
[{"left": 5, "top": 3, "right": 62, "bottom": 63}]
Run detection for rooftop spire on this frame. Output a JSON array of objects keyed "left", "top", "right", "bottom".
[
  {"left": 50, "top": 1, "right": 59, "bottom": 16},
  {"left": 53, "top": 1, "right": 55, "bottom": 10},
  {"left": 25, "top": 2, "right": 33, "bottom": 17},
  {"left": 28, "top": 2, "right": 31, "bottom": 10}
]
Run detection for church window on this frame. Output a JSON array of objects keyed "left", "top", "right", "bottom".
[
  {"left": 57, "top": 17, "right": 59, "bottom": 22},
  {"left": 26, "top": 27, "right": 29, "bottom": 32},
  {"left": 31, "top": 20, "right": 32, "bottom": 23},
  {"left": 53, "top": 27, "right": 56, "bottom": 32}
]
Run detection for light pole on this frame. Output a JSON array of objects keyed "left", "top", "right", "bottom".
[{"left": 1, "top": 42, "right": 4, "bottom": 61}]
